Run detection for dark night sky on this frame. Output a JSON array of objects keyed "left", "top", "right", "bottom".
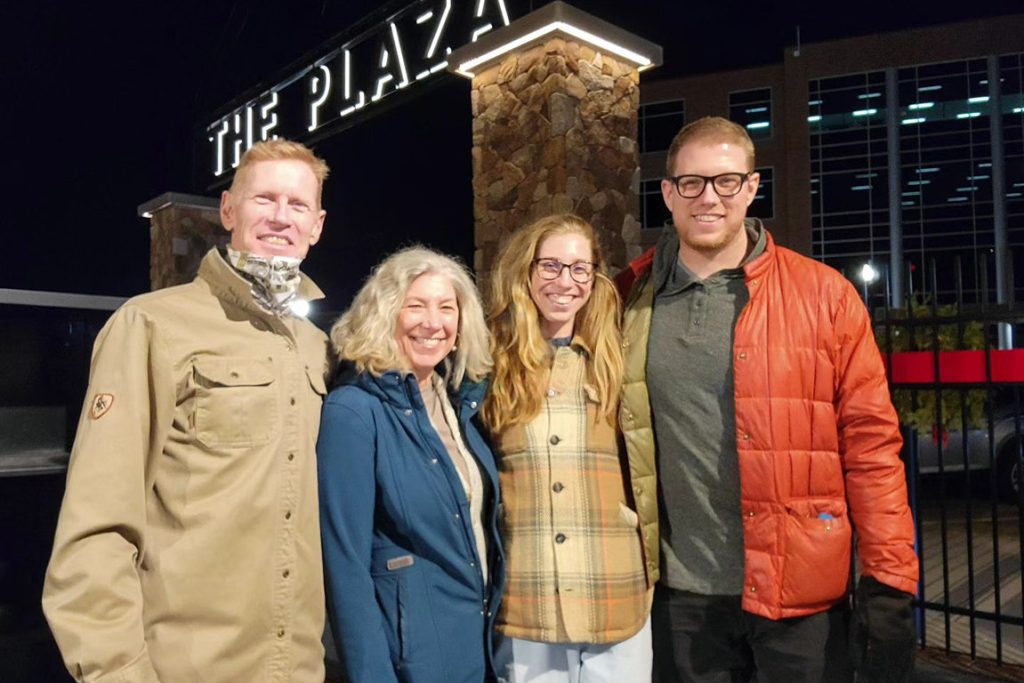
[{"left": 3, "top": 0, "right": 1021, "bottom": 308}]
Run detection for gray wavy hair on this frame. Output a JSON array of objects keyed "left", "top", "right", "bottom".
[{"left": 330, "top": 246, "right": 492, "bottom": 388}]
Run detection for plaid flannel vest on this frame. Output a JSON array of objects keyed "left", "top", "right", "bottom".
[{"left": 494, "top": 344, "right": 648, "bottom": 643}]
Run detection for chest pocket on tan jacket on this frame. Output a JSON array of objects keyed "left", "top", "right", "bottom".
[
  {"left": 193, "top": 357, "right": 277, "bottom": 448},
  {"left": 305, "top": 365, "right": 328, "bottom": 399}
]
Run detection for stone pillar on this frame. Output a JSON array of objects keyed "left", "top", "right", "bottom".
[
  {"left": 138, "top": 192, "right": 225, "bottom": 290},
  {"left": 449, "top": 2, "right": 661, "bottom": 277}
]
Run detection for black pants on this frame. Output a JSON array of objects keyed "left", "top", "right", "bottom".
[{"left": 652, "top": 585, "right": 853, "bottom": 683}]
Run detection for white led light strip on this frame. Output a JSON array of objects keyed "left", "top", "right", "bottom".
[{"left": 456, "top": 20, "right": 652, "bottom": 77}]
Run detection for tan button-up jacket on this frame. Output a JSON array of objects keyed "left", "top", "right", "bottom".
[{"left": 43, "top": 249, "right": 331, "bottom": 682}]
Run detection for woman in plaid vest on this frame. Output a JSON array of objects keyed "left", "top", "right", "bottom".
[{"left": 482, "top": 214, "right": 652, "bottom": 682}]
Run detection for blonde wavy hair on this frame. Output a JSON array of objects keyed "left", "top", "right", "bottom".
[
  {"left": 330, "top": 246, "right": 492, "bottom": 388},
  {"left": 482, "top": 214, "right": 623, "bottom": 433}
]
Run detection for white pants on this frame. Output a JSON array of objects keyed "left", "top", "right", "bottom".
[{"left": 495, "top": 616, "right": 652, "bottom": 683}]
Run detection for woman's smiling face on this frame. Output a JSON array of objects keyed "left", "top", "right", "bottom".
[
  {"left": 394, "top": 272, "right": 459, "bottom": 386},
  {"left": 529, "top": 232, "right": 594, "bottom": 340}
]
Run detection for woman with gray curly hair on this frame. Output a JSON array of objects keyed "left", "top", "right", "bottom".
[{"left": 317, "top": 246, "right": 504, "bottom": 683}]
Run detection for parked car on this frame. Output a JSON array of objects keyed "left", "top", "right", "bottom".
[{"left": 913, "top": 412, "right": 1024, "bottom": 503}]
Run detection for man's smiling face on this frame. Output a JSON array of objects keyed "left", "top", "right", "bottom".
[
  {"left": 661, "top": 141, "right": 758, "bottom": 258},
  {"left": 220, "top": 159, "right": 325, "bottom": 260}
]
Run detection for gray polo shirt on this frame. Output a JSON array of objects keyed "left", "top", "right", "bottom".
[{"left": 646, "top": 220, "right": 766, "bottom": 595}]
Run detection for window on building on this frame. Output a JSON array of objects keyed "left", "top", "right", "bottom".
[
  {"left": 639, "top": 99, "right": 685, "bottom": 154},
  {"left": 640, "top": 178, "right": 671, "bottom": 230},
  {"left": 809, "top": 55, "right": 1024, "bottom": 304},
  {"left": 809, "top": 71, "right": 890, "bottom": 282},
  {"left": 730, "top": 88, "right": 772, "bottom": 140},
  {"left": 898, "top": 58, "right": 995, "bottom": 302},
  {"left": 749, "top": 167, "right": 774, "bottom": 219},
  {"left": 807, "top": 73, "right": 886, "bottom": 133},
  {"left": 1003, "top": 53, "right": 1024, "bottom": 293}
]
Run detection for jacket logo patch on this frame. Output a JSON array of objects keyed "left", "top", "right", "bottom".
[
  {"left": 386, "top": 555, "right": 414, "bottom": 571},
  {"left": 90, "top": 393, "right": 114, "bottom": 420}
]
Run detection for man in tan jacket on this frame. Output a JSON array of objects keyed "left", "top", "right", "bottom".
[{"left": 43, "top": 139, "right": 333, "bottom": 682}]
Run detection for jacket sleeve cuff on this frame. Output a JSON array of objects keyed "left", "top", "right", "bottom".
[
  {"left": 863, "top": 570, "right": 917, "bottom": 597},
  {"left": 91, "top": 649, "right": 161, "bottom": 683}
]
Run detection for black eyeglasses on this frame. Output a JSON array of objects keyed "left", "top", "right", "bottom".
[
  {"left": 532, "top": 258, "right": 596, "bottom": 284},
  {"left": 667, "top": 173, "right": 751, "bottom": 198}
]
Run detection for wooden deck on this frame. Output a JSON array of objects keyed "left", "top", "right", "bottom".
[{"left": 919, "top": 499, "right": 1024, "bottom": 665}]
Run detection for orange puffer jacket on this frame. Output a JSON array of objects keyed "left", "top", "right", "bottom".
[{"left": 617, "top": 229, "right": 918, "bottom": 620}]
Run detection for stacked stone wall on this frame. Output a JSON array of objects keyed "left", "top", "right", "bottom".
[
  {"left": 150, "top": 204, "right": 225, "bottom": 290},
  {"left": 470, "top": 38, "right": 643, "bottom": 277}
]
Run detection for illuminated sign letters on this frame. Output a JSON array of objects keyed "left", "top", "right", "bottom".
[{"left": 205, "top": 0, "right": 515, "bottom": 182}]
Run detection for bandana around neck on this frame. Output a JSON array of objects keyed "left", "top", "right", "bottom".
[{"left": 225, "top": 248, "right": 303, "bottom": 316}]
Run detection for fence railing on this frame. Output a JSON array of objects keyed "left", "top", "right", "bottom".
[
  {"left": 0, "top": 289, "right": 124, "bottom": 477},
  {"left": 872, "top": 254, "right": 1024, "bottom": 666}
]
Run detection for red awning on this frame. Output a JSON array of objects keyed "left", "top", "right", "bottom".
[{"left": 885, "top": 350, "right": 1024, "bottom": 384}]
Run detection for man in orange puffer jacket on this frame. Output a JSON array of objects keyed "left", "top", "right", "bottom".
[{"left": 616, "top": 116, "right": 918, "bottom": 683}]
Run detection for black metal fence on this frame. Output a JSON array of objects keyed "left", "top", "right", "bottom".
[{"left": 872, "top": 254, "right": 1024, "bottom": 666}]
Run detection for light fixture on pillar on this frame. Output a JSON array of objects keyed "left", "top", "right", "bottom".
[
  {"left": 448, "top": 1, "right": 662, "bottom": 79},
  {"left": 452, "top": 1, "right": 661, "bottom": 274},
  {"left": 137, "top": 192, "right": 225, "bottom": 290}
]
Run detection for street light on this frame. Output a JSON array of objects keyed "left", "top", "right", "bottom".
[
  {"left": 858, "top": 262, "right": 879, "bottom": 306},
  {"left": 288, "top": 299, "right": 311, "bottom": 318},
  {"left": 859, "top": 263, "right": 879, "bottom": 285}
]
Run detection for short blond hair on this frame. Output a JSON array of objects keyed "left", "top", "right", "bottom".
[
  {"left": 230, "top": 139, "right": 330, "bottom": 204},
  {"left": 665, "top": 116, "right": 755, "bottom": 176},
  {"left": 330, "top": 246, "right": 492, "bottom": 389}
]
